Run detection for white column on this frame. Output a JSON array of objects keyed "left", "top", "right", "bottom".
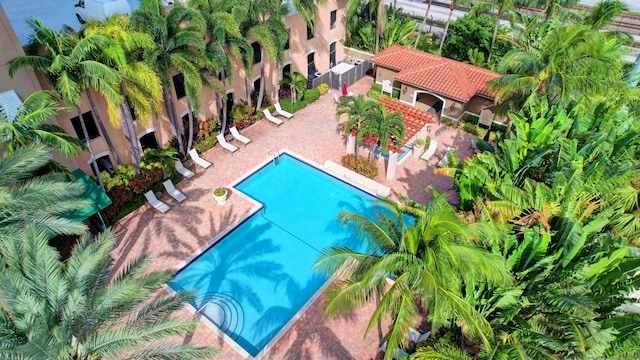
[
  {"left": 346, "top": 134, "right": 356, "bottom": 155},
  {"left": 386, "top": 151, "right": 398, "bottom": 180}
]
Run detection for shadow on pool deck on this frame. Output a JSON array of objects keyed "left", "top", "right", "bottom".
[{"left": 112, "top": 75, "right": 478, "bottom": 359}]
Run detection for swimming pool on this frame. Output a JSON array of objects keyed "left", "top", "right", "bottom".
[{"left": 168, "top": 153, "right": 381, "bottom": 357}]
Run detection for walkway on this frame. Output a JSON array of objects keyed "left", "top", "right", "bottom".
[{"left": 111, "top": 76, "right": 476, "bottom": 359}]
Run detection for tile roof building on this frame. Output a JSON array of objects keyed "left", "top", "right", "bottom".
[{"left": 370, "top": 44, "right": 501, "bottom": 123}]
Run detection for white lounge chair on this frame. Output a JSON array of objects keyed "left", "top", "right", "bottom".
[
  {"left": 334, "top": 93, "right": 340, "bottom": 103},
  {"left": 175, "top": 160, "right": 195, "bottom": 179},
  {"left": 380, "top": 341, "right": 409, "bottom": 360},
  {"left": 437, "top": 147, "right": 455, "bottom": 167},
  {"left": 230, "top": 126, "right": 251, "bottom": 145},
  {"left": 420, "top": 139, "right": 439, "bottom": 162},
  {"left": 188, "top": 149, "right": 212, "bottom": 169},
  {"left": 162, "top": 179, "right": 186, "bottom": 203},
  {"left": 216, "top": 134, "right": 239, "bottom": 153},
  {"left": 144, "top": 191, "right": 170, "bottom": 213},
  {"left": 263, "top": 109, "right": 283, "bottom": 126},
  {"left": 274, "top": 102, "right": 293, "bottom": 119}
]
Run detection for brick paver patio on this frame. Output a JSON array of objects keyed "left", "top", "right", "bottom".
[{"left": 111, "top": 76, "right": 476, "bottom": 359}]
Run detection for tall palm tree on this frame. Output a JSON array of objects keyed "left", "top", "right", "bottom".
[
  {"left": 440, "top": 0, "right": 473, "bottom": 56},
  {"left": 131, "top": 0, "right": 207, "bottom": 156},
  {"left": 336, "top": 94, "right": 377, "bottom": 159},
  {"left": 0, "top": 146, "right": 89, "bottom": 244},
  {"left": 84, "top": 15, "right": 163, "bottom": 173},
  {"left": 471, "top": 0, "right": 524, "bottom": 63},
  {"left": 0, "top": 226, "right": 217, "bottom": 358},
  {"left": 358, "top": 104, "right": 406, "bottom": 160},
  {"left": 313, "top": 193, "right": 511, "bottom": 360},
  {"left": 8, "top": 19, "right": 124, "bottom": 189},
  {"left": 414, "top": 0, "right": 434, "bottom": 49},
  {"left": 0, "top": 90, "right": 85, "bottom": 157}
]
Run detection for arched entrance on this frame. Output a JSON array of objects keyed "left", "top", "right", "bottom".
[{"left": 413, "top": 91, "right": 445, "bottom": 120}]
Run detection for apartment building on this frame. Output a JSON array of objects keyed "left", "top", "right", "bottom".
[{"left": 0, "top": 0, "right": 347, "bottom": 176}]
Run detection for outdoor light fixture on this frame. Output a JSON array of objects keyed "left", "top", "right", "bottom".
[{"left": 402, "top": 86, "right": 407, "bottom": 94}]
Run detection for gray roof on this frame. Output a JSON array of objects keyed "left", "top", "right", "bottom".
[{"left": 0, "top": 0, "right": 140, "bottom": 46}]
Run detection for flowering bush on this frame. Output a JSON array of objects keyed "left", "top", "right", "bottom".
[
  {"left": 341, "top": 154, "right": 378, "bottom": 179},
  {"left": 317, "top": 83, "right": 329, "bottom": 95},
  {"left": 196, "top": 118, "right": 218, "bottom": 142},
  {"left": 128, "top": 167, "right": 164, "bottom": 194}
]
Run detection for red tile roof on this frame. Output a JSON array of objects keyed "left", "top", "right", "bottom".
[
  {"left": 370, "top": 44, "right": 501, "bottom": 102},
  {"left": 377, "top": 97, "right": 435, "bottom": 150}
]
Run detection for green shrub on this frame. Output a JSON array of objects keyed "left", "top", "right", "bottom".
[
  {"left": 101, "top": 164, "right": 137, "bottom": 191},
  {"left": 193, "top": 132, "right": 219, "bottom": 154},
  {"left": 279, "top": 98, "right": 307, "bottom": 113},
  {"left": 425, "top": 135, "right": 431, "bottom": 147},
  {"left": 128, "top": 167, "right": 163, "bottom": 194},
  {"left": 459, "top": 122, "right": 480, "bottom": 135},
  {"left": 317, "top": 83, "right": 329, "bottom": 95},
  {"left": 341, "top": 154, "right": 378, "bottom": 179},
  {"left": 303, "top": 88, "right": 321, "bottom": 103},
  {"left": 231, "top": 104, "right": 255, "bottom": 125}
]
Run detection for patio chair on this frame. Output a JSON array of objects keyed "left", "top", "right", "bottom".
[
  {"left": 216, "top": 134, "right": 239, "bottom": 153},
  {"left": 437, "top": 147, "right": 455, "bottom": 167},
  {"left": 274, "top": 102, "right": 294, "bottom": 119},
  {"left": 188, "top": 149, "right": 212, "bottom": 169},
  {"left": 420, "top": 139, "right": 439, "bottom": 162},
  {"left": 263, "top": 109, "right": 283, "bottom": 126},
  {"left": 162, "top": 179, "right": 187, "bottom": 203},
  {"left": 478, "top": 109, "right": 494, "bottom": 129},
  {"left": 144, "top": 191, "right": 170, "bottom": 213},
  {"left": 175, "top": 160, "right": 195, "bottom": 179},
  {"left": 230, "top": 126, "right": 251, "bottom": 145},
  {"left": 334, "top": 93, "right": 340, "bottom": 104},
  {"left": 380, "top": 341, "right": 409, "bottom": 360}
]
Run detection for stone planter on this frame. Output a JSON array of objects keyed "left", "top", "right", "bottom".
[
  {"left": 212, "top": 188, "right": 228, "bottom": 205},
  {"left": 412, "top": 144, "right": 424, "bottom": 158}
]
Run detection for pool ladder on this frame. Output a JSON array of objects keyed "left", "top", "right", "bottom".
[{"left": 268, "top": 146, "right": 280, "bottom": 164}]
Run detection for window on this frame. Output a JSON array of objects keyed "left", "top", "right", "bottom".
[
  {"left": 251, "top": 77, "right": 261, "bottom": 105},
  {"left": 329, "top": 42, "right": 336, "bottom": 68},
  {"left": 224, "top": 92, "right": 234, "bottom": 128},
  {"left": 251, "top": 42, "right": 261, "bottom": 64},
  {"left": 181, "top": 112, "right": 197, "bottom": 139},
  {"left": 139, "top": 132, "right": 159, "bottom": 151},
  {"left": 90, "top": 154, "right": 115, "bottom": 176},
  {"left": 307, "top": 23, "right": 314, "bottom": 40},
  {"left": 284, "top": 30, "right": 290, "bottom": 50},
  {"left": 282, "top": 64, "right": 291, "bottom": 80},
  {"left": 172, "top": 73, "right": 186, "bottom": 99},
  {"left": 70, "top": 111, "right": 100, "bottom": 141},
  {"left": 307, "top": 52, "right": 316, "bottom": 79},
  {"left": 330, "top": 10, "right": 337, "bottom": 30}
]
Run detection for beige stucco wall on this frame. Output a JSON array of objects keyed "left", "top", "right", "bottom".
[
  {"left": 465, "top": 96, "right": 495, "bottom": 115},
  {"left": 0, "top": 3, "right": 78, "bottom": 170}
]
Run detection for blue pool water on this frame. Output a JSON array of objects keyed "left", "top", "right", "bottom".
[
  {"left": 168, "top": 154, "right": 380, "bottom": 357},
  {"left": 374, "top": 144, "right": 412, "bottom": 162}
]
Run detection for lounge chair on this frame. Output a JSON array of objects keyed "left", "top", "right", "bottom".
[
  {"left": 380, "top": 341, "right": 409, "bottom": 360},
  {"left": 162, "top": 179, "right": 186, "bottom": 203},
  {"left": 274, "top": 102, "right": 293, "bottom": 119},
  {"left": 216, "top": 134, "right": 239, "bottom": 153},
  {"left": 230, "top": 126, "right": 251, "bottom": 145},
  {"left": 144, "top": 191, "right": 170, "bottom": 213},
  {"left": 263, "top": 109, "right": 283, "bottom": 126},
  {"left": 420, "top": 139, "right": 439, "bottom": 162},
  {"left": 478, "top": 109, "right": 494, "bottom": 129},
  {"left": 188, "top": 149, "right": 212, "bottom": 169},
  {"left": 175, "top": 160, "right": 195, "bottom": 179},
  {"left": 334, "top": 93, "right": 340, "bottom": 104},
  {"left": 437, "top": 147, "right": 455, "bottom": 167}
]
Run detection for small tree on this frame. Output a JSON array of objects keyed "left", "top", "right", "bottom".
[{"left": 279, "top": 71, "right": 307, "bottom": 112}]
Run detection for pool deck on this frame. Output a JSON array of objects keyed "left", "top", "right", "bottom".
[{"left": 111, "top": 76, "right": 477, "bottom": 359}]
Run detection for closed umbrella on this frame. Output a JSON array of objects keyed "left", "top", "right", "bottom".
[{"left": 342, "top": 83, "right": 348, "bottom": 97}]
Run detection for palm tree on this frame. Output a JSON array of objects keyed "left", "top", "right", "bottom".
[
  {"left": 582, "top": 0, "right": 629, "bottom": 31},
  {"left": 0, "top": 227, "right": 218, "bottom": 358},
  {"left": 414, "top": 0, "right": 434, "bottom": 49},
  {"left": 358, "top": 104, "right": 406, "bottom": 160},
  {"left": 0, "top": 146, "right": 89, "bottom": 244},
  {"left": 279, "top": 71, "right": 307, "bottom": 113},
  {"left": 336, "top": 94, "right": 377, "bottom": 158},
  {"left": 313, "top": 192, "right": 511, "bottom": 360},
  {"left": 490, "top": 24, "right": 629, "bottom": 113},
  {"left": 440, "top": 0, "right": 473, "bottom": 56},
  {"left": 131, "top": 0, "right": 207, "bottom": 156},
  {"left": 84, "top": 15, "right": 163, "bottom": 173},
  {"left": 0, "top": 90, "right": 85, "bottom": 158},
  {"left": 8, "top": 19, "right": 123, "bottom": 189},
  {"left": 471, "top": 0, "right": 524, "bottom": 63}
]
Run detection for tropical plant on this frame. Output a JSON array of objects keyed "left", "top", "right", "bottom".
[
  {"left": 0, "top": 90, "right": 85, "bottom": 158},
  {"left": 439, "top": 0, "right": 473, "bottom": 56},
  {"left": 140, "top": 147, "right": 179, "bottom": 178},
  {"left": 345, "top": 2, "right": 419, "bottom": 53},
  {"left": 358, "top": 104, "right": 406, "bottom": 160},
  {"left": 313, "top": 192, "right": 511, "bottom": 360},
  {"left": 0, "top": 226, "right": 218, "bottom": 359},
  {"left": 470, "top": 0, "right": 524, "bottom": 63},
  {"left": 131, "top": 0, "right": 207, "bottom": 156},
  {"left": 279, "top": 71, "right": 307, "bottom": 112},
  {"left": 336, "top": 94, "right": 377, "bottom": 158},
  {"left": 441, "top": 14, "right": 511, "bottom": 67},
  {"left": 0, "top": 146, "right": 89, "bottom": 244},
  {"left": 84, "top": 15, "right": 163, "bottom": 173},
  {"left": 8, "top": 19, "right": 124, "bottom": 189},
  {"left": 414, "top": 0, "right": 434, "bottom": 49}
]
